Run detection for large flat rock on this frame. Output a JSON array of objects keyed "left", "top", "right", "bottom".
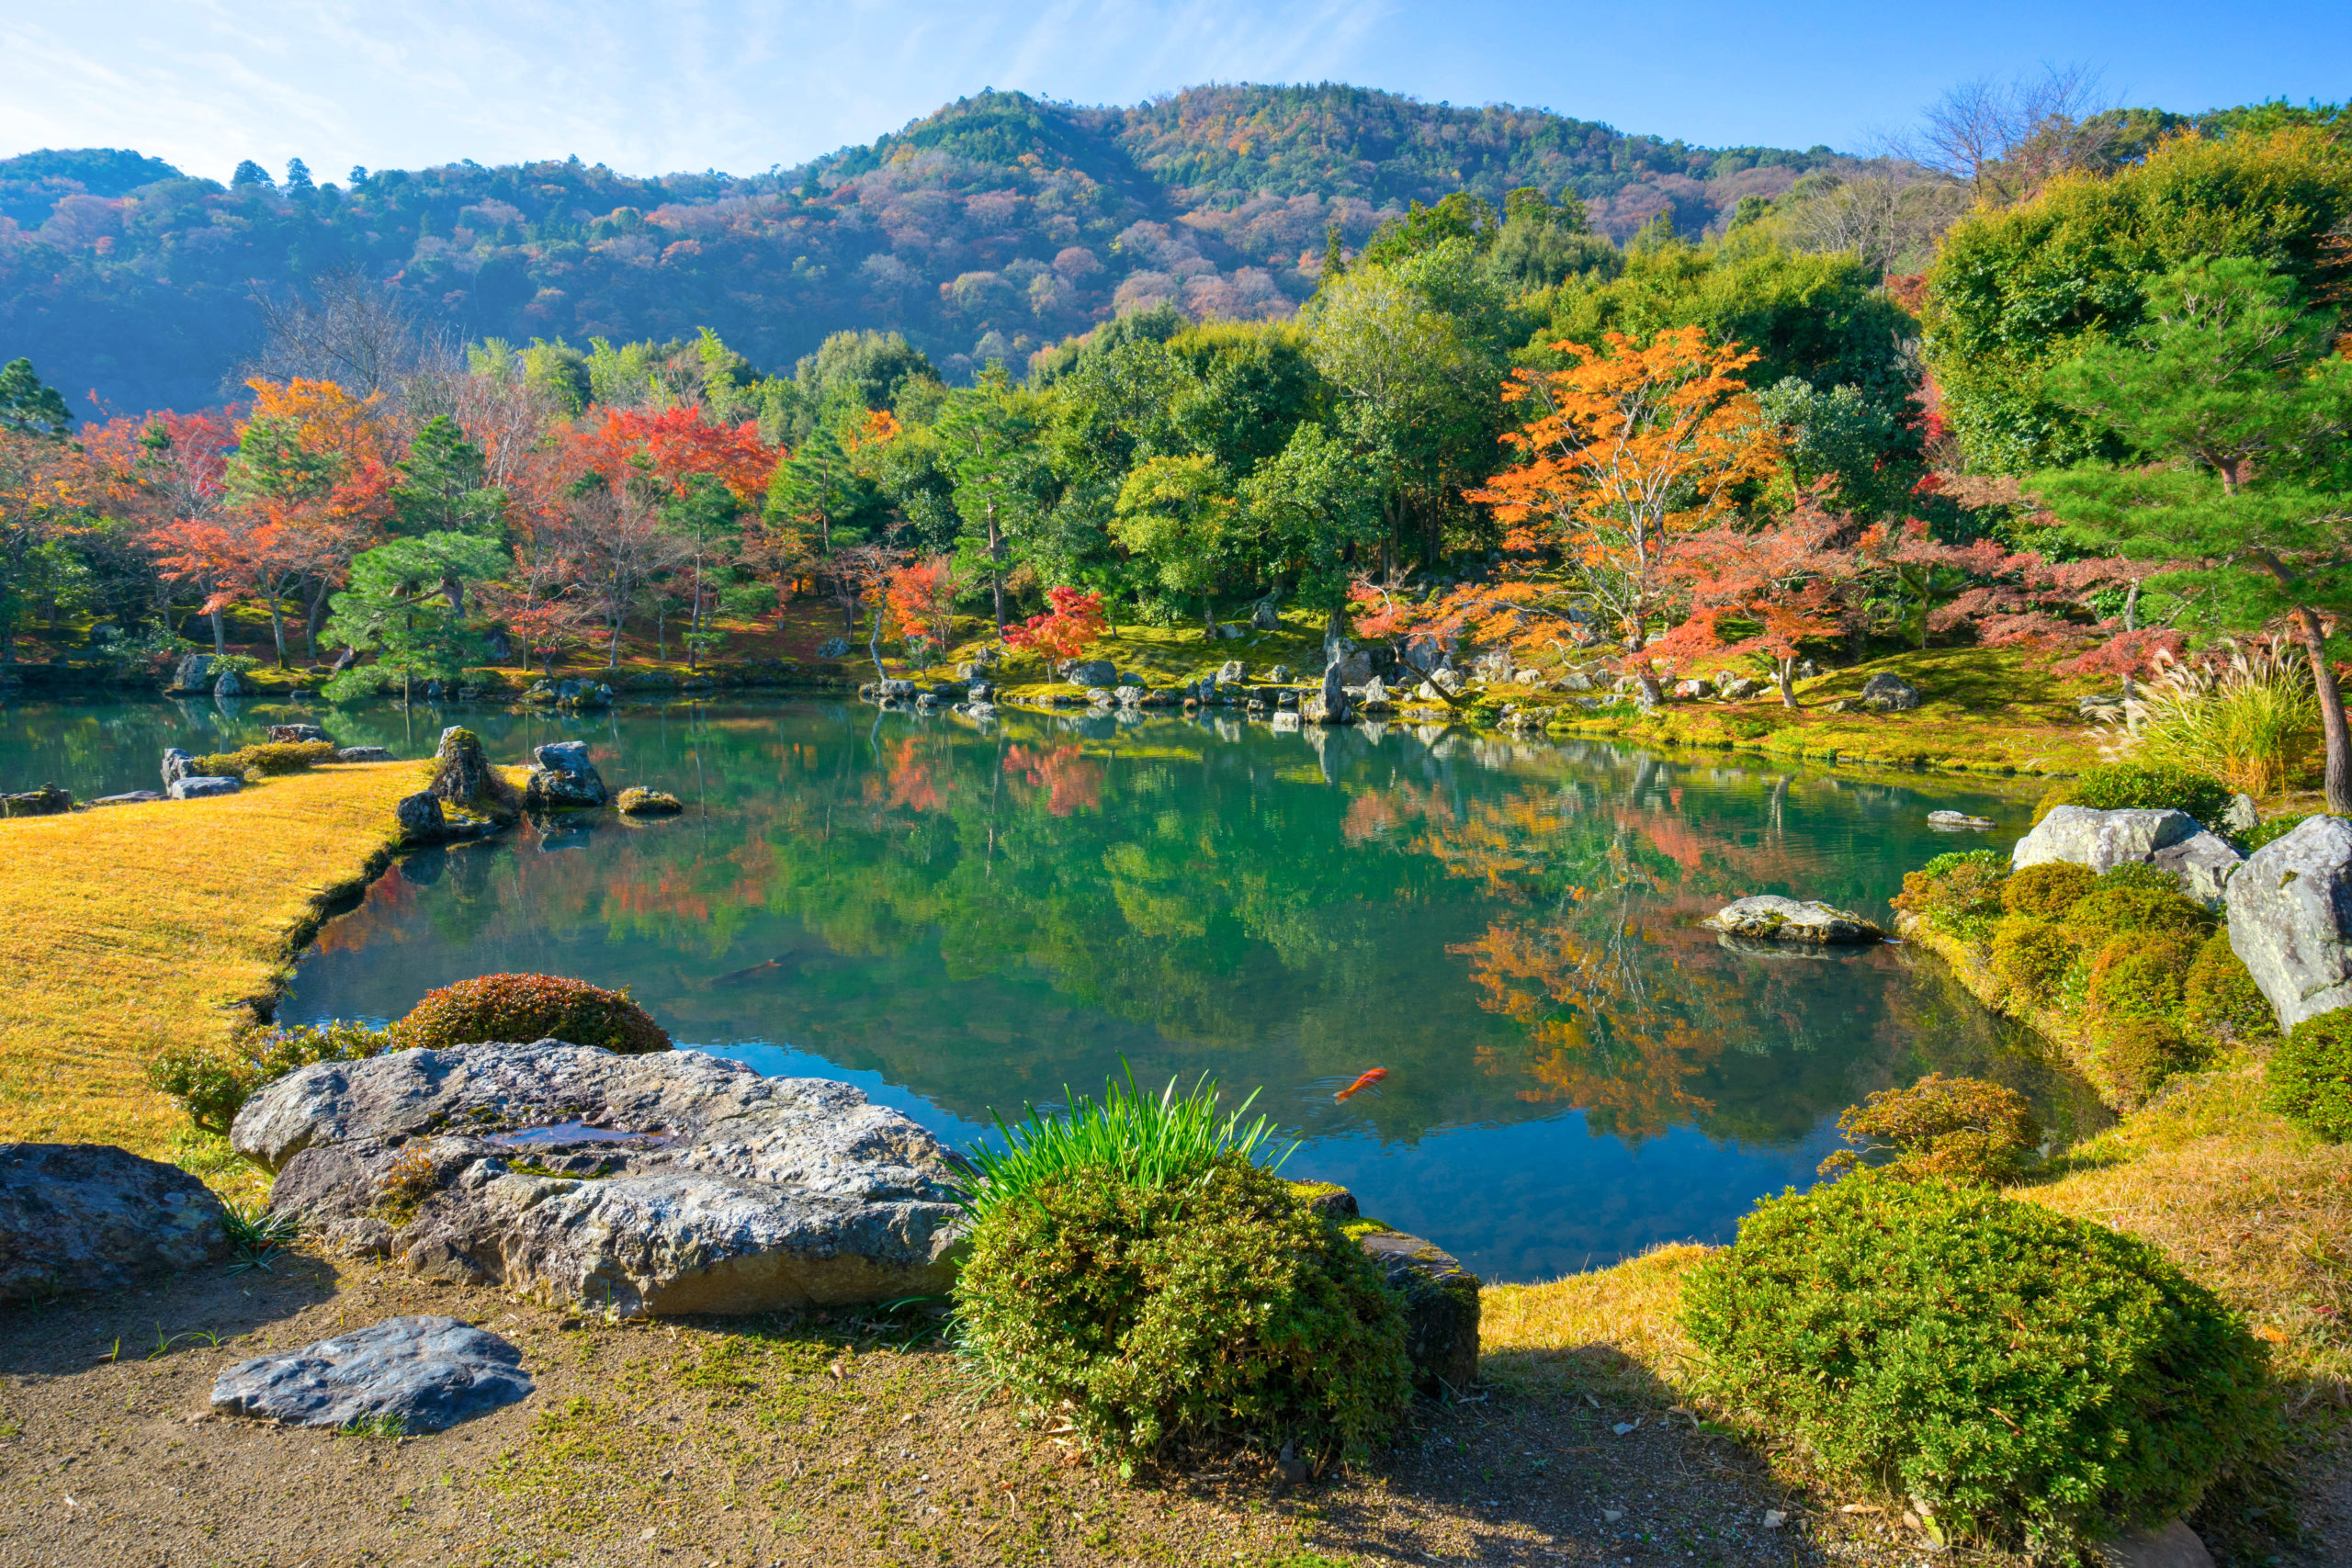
[
  {"left": 0, "top": 1144, "right": 229, "bottom": 1303},
  {"left": 212, "top": 1315, "right": 531, "bottom": 1432},
  {"left": 1702, "top": 895, "right": 1885, "bottom": 944},
  {"left": 232, "top": 1042, "right": 966, "bottom": 1316}
]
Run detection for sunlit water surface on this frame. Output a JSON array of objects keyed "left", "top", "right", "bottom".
[{"left": 3, "top": 692, "right": 2108, "bottom": 1281}]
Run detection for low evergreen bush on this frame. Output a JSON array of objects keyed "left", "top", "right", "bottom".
[
  {"left": 147, "top": 1020, "right": 391, "bottom": 1134},
  {"left": 186, "top": 739, "right": 337, "bottom": 777},
  {"left": 387, "top": 973, "right": 672, "bottom": 1055},
  {"left": 956, "top": 1153, "right": 1411, "bottom": 1468},
  {"left": 1893, "top": 850, "right": 2008, "bottom": 938},
  {"left": 2099, "top": 1017, "right": 2199, "bottom": 1106},
  {"left": 1989, "top": 919, "right": 2075, "bottom": 1004},
  {"left": 1817, "top": 1074, "right": 2041, "bottom": 1184},
  {"left": 2001, "top": 862, "right": 2096, "bottom": 918},
  {"left": 2063, "top": 876, "right": 2215, "bottom": 944},
  {"left": 2183, "top": 932, "right": 2279, "bottom": 1045},
  {"left": 2265, "top": 1009, "right": 2352, "bottom": 1143},
  {"left": 1682, "top": 1174, "right": 2268, "bottom": 1556},
  {"left": 2238, "top": 812, "right": 2314, "bottom": 852},
  {"left": 2086, "top": 933, "right": 2200, "bottom": 1021},
  {"left": 2032, "top": 762, "right": 2232, "bottom": 828}
]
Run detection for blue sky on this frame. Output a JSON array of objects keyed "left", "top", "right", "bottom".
[{"left": 3, "top": 1, "right": 2344, "bottom": 182}]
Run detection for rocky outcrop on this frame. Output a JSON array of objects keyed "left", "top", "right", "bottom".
[
  {"left": 522, "top": 740, "right": 608, "bottom": 810},
  {"left": 2011, "top": 806, "right": 2241, "bottom": 906},
  {"left": 335, "top": 746, "right": 394, "bottom": 763},
  {"left": 1928, "top": 810, "right": 1996, "bottom": 830},
  {"left": 168, "top": 653, "right": 217, "bottom": 694},
  {"left": 168, "top": 775, "right": 242, "bottom": 800},
  {"left": 0, "top": 784, "right": 70, "bottom": 818},
  {"left": 2224, "top": 815, "right": 2352, "bottom": 1031},
  {"left": 267, "top": 724, "right": 329, "bottom": 744},
  {"left": 428, "top": 726, "right": 496, "bottom": 807},
  {"left": 1860, "top": 671, "right": 1920, "bottom": 711},
  {"left": 214, "top": 669, "right": 247, "bottom": 698},
  {"left": 1302, "top": 664, "right": 1352, "bottom": 725},
  {"left": 0, "top": 1144, "right": 229, "bottom": 1303},
  {"left": 232, "top": 1042, "right": 967, "bottom": 1316},
  {"left": 1703, "top": 895, "right": 1886, "bottom": 943},
  {"left": 1361, "top": 1230, "right": 1482, "bottom": 1397},
  {"left": 394, "top": 791, "right": 447, "bottom": 844},
  {"left": 211, "top": 1315, "right": 533, "bottom": 1432},
  {"left": 1064, "top": 659, "right": 1116, "bottom": 687}
]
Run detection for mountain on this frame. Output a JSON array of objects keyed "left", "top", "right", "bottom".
[{"left": 0, "top": 85, "right": 1845, "bottom": 416}]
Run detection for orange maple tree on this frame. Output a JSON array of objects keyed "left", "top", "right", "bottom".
[
  {"left": 1376, "top": 327, "right": 1779, "bottom": 672},
  {"left": 1001, "top": 585, "right": 1107, "bottom": 665},
  {"left": 885, "top": 555, "right": 966, "bottom": 649}
]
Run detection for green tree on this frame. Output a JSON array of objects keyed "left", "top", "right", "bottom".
[
  {"left": 1239, "top": 423, "right": 1386, "bottom": 625},
  {"left": 2032, "top": 256, "right": 2352, "bottom": 811},
  {"left": 0, "top": 358, "right": 71, "bottom": 439},
  {"left": 1925, "top": 126, "right": 2352, "bottom": 470},
  {"left": 935, "top": 366, "right": 1046, "bottom": 630},
  {"left": 390, "top": 415, "right": 506, "bottom": 537},
  {"left": 1112, "top": 456, "right": 1238, "bottom": 628},
  {"left": 322, "top": 532, "right": 508, "bottom": 704}
]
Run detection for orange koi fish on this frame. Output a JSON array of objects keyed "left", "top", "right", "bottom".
[{"left": 1334, "top": 1067, "right": 1388, "bottom": 1102}]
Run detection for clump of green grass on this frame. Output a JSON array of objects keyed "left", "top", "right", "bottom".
[
  {"left": 222, "top": 1201, "right": 302, "bottom": 1273},
  {"left": 961, "top": 1064, "right": 1291, "bottom": 1225}
]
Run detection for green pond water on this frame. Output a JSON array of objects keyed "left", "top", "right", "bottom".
[{"left": 2, "top": 693, "right": 2109, "bottom": 1282}]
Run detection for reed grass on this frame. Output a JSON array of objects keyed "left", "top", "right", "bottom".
[{"left": 2111, "top": 638, "right": 2321, "bottom": 799}]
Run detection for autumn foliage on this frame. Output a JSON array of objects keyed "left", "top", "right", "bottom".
[{"left": 1002, "top": 584, "right": 1107, "bottom": 663}]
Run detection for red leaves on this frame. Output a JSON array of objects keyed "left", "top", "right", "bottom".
[
  {"left": 571, "top": 406, "right": 779, "bottom": 502},
  {"left": 1002, "top": 585, "right": 1106, "bottom": 663}
]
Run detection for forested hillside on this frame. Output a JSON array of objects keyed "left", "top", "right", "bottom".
[{"left": 0, "top": 85, "right": 1841, "bottom": 413}]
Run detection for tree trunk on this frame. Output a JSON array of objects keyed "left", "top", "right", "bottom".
[
  {"left": 2292, "top": 604, "right": 2351, "bottom": 815},
  {"left": 210, "top": 611, "right": 226, "bottom": 655},
  {"left": 268, "top": 603, "right": 288, "bottom": 668},
  {"left": 1776, "top": 656, "right": 1799, "bottom": 708},
  {"left": 987, "top": 502, "right": 1006, "bottom": 630}
]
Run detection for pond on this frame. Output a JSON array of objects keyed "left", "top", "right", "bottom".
[{"left": 3, "top": 693, "right": 2109, "bottom": 1283}]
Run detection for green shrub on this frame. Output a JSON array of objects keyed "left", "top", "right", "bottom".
[
  {"left": 956, "top": 1153, "right": 1411, "bottom": 1467},
  {"left": 2033, "top": 762, "right": 2232, "bottom": 828},
  {"left": 2063, "top": 879, "right": 2216, "bottom": 944},
  {"left": 387, "top": 973, "right": 672, "bottom": 1055},
  {"left": 2239, "top": 812, "right": 2313, "bottom": 852},
  {"left": 2183, "top": 932, "right": 2279, "bottom": 1046},
  {"left": 1682, "top": 1174, "right": 2268, "bottom": 1555},
  {"left": 2002, "top": 862, "right": 2097, "bottom": 919},
  {"left": 2099, "top": 1017, "right": 2199, "bottom": 1106},
  {"left": 1818, "top": 1073, "right": 2043, "bottom": 1185},
  {"left": 146, "top": 1019, "right": 391, "bottom": 1134},
  {"left": 2086, "top": 933, "right": 2200, "bottom": 1021},
  {"left": 964, "top": 1067, "right": 1287, "bottom": 1228},
  {"left": 1892, "top": 850, "right": 2008, "bottom": 937},
  {"left": 2265, "top": 1009, "right": 2352, "bottom": 1143},
  {"left": 186, "top": 739, "right": 338, "bottom": 777},
  {"left": 1989, "top": 919, "right": 2078, "bottom": 1005}
]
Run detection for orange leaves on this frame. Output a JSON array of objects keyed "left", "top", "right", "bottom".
[
  {"left": 572, "top": 406, "right": 779, "bottom": 503},
  {"left": 1002, "top": 585, "right": 1106, "bottom": 663},
  {"left": 885, "top": 556, "right": 965, "bottom": 648}
]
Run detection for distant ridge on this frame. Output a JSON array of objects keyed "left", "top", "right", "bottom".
[{"left": 0, "top": 84, "right": 1847, "bottom": 414}]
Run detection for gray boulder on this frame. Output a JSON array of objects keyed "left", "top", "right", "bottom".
[
  {"left": 0, "top": 1144, "right": 230, "bottom": 1303},
  {"left": 522, "top": 740, "right": 608, "bottom": 810},
  {"left": 161, "top": 747, "right": 197, "bottom": 788},
  {"left": 0, "top": 784, "right": 71, "bottom": 818},
  {"left": 335, "top": 746, "right": 394, "bottom": 763},
  {"left": 1114, "top": 685, "right": 1145, "bottom": 707},
  {"left": 169, "top": 653, "right": 217, "bottom": 694},
  {"left": 1672, "top": 677, "right": 1712, "bottom": 701},
  {"left": 1703, "top": 895, "right": 1886, "bottom": 944},
  {"left": 233, "top": 1042, "right": 966, "bottom": 1316},
  {"left": 214, "top": 669, "right": 247, "bottom": 698},
  {"left": 1928, "top": 810, "right": 1996, "bottom": 830},
  {"left": 2224, "top": 815, "right": 2352, "bottom": 1031},
  {"left": 1719, "top": 676, "right": 1767, "bottom": 700},
  {"left": 1268, "top": 664, "right": 1293, "bottom": 683},
  {"left": 1860, "top": 671, "right": 1920, "bottom": 711},
  {"left": 2222, "top": 793, "right": 2260, "bottom": 836},
  {"left": 1086, "top": 686, "right": 1114, "bottom": 707},
  {"left": 394, "top": 791, "right": 447, "bottom": 844},
  {"left": 1302, "top": 664, "right": 1353, "bottom": 726},
  {"left": 2151, "top": 830, "right": 2245, "bottom": 908},
  {"left": 168, "top": 775, "right": 242, "bottom": 800},
  {"left": 816, "top": 637, "right": 853, "bottom": 659},
  {"left": 876, "top": 678, "right": 915, "bottom": 700},
  {"left": 2011, "top": 806, "right": 2199, "bottom": 874},
  {"left": 428, "top": 726, "right": 495, "bottom": 807},
  {"left": 266, "top": 724, "right": 329, "bottom": 744},
  {"left": 211, "top": 1315, "right": 532, "bottom": 1433},
  {"left": 90, "top": 790, "right": 165, "bottom": 807},
  {"left": 1216, "top": 659, "right": 1246, "bottom": 684},
  {"left": 1064, "top": 659, "right": 1116, "bottom": 687}
]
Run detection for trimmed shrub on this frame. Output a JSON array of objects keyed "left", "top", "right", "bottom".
[
  {"left": 387, "top": 973, "right": 672, "bottom": 1055},
  {"left": 2033, "top": 762, "right": 2232, "bottom": 828},
  {"left": 2063, "top": 879, "right": 2216, "bottom": 944},
  {"left": 186, "top": 739, "right": 338, "bottom": 777},
  {"left": 1989, "top": 919, "right": 2077, "bottom": 1005},
  {"left": 1892, "top": 850, "right": 2008, "bottom": 937},
  {"left": 955, "top": 1153, "right": 1412, "bottom": 1467},
  {"left": 2183, "top": 932, "right": 2280, "bottom": 1046},
  {"left": 2099, "top": 1017, "right": 2199, "bottom": 1106},
  {"left": 1817, "top": 1073, "right": 2042, "bottom": 1184},
  {"left": 147, "top": 1019, "right": 391, "bottom": 1134},
  {"left": 2265, "top": 1009, "right": 2352, "bottom": 1143},
  {"left": 2086, "top": 933, "right": 2200, "bottom": 1021},
  {"left": 1682, "top": 1174, "right": 2268, "bottom": 1555},
  {"left": 2001, "top": 862, "right": 2096, "bottom": 919}
]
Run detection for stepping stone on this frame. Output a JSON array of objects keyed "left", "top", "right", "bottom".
[{"left": 211, "top": 1315, "right": 531, "bottom": 1432}]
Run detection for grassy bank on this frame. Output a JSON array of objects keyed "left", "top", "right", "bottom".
[{"left": 0, "top": 760, "right": 427, "bottom": 1157}]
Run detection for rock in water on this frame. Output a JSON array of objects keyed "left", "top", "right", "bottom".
[
  {"left": 394, "top": 791, "right": 447, "bottom": 844},
  {"left": 232, "top": 1042, "right": 966, "bottom": 1316},
  {"left": 428, "top": 726, "right": 494, "bottom": 807},
  {"left": 522, "top": 740, "right": 608, "bottom": 810},
  {"left": 169, "top": 653, "right": 216, "bottom": 694},
  {"left": 1358, "top": 1230, "right": 1481, "bottom": 1398},
  {"left": 1860, "top": 671, "right": 1920, "bottom": 711},
  {"left": 1927, "top": 810, "right": 1996, "bottom": 830},
  {"left": 211, "top": 1315, "right": 532, "bottom": 1432},
  {"left": 168, "top": 775, "right": 242, "bottom": 800},
  {"left": 1704, "top": 895, "right": 1886, "bottom": 943},
  {"left": 0, "top": 1144, "right": 229, "bottom": 1303},
  {"left": 616, "top": 787, "right": 684, "bottom": 816},
  {"left": 266, "top": 724, "right": 329, "bottom": 744},
  {"left": 213, "top": 669, "right": 247, "bottom": 698},
  {"left": 2225, "top": 815, "right": 2352, "bottom": 1031}
]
